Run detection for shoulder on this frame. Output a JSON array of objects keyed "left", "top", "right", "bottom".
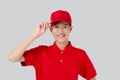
[
  {"left": 38, "top": 45, "right": 49, "bottom": 48},
  {"left": 28, "top": 45, "right": 49, "bottom": 52},
  {"left": 72, "top": 46, "right": 86, "bottom": 54},
  {"left": 72, "top": 46, "right": 88, "bottom": 58}
]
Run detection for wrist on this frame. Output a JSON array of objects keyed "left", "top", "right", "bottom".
[{"left": 31, "top": 32, "right": 42, "bottom": 40}]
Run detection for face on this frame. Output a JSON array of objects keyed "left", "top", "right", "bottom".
[{"left": 50, "top": 22, "right": 72, "bottom": 44}]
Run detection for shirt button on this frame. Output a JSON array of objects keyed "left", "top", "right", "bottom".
[
  {"left": 60, "top": 59, "right": 63, "bottom": 63},
  {"left": 61, "top": 51, "right": 63, "bottom": 54}
]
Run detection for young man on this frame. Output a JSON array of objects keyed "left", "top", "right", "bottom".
[{"left": 8, "top": 10, "right": 97, "bottom": 80}]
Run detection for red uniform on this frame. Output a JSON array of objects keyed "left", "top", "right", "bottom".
[{"left": 21, "top": 41, "right": 97, "bottom": 80}]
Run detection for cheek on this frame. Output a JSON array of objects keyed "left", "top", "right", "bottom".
[
  {"left": 51, "top": 28, "right": 56, "bottom": 32},
  {"left": 64, "top": 30, "right": 71, "bottom": 34},
  {"left": 51, "top": 30, "right": 56, "bottom": 36}
]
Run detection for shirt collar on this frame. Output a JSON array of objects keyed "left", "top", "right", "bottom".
[{"left": 49, "top": 41, "right": 73, "bottom": 55}]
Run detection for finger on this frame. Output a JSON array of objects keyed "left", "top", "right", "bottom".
[
  {"left": 37, "top": 23, "right": 42, "bottom": 30},
  {"left": 46, "top": 22, "right": 51, "bottom": 28},
  {"left": 46, "top": 22, "right": 50, "bottom": 30},
  {"left": 46, "top": 22, "right": 49, "bottom": 28},
  {"left": 44, "top": 22, "right": 47, "bottom": 30},
  {"left": 43, "top": 23, "right": 45, "bottom": 29},
  {"left": 40, "top": 23, "right": 44, "bottom": 30},
  {"left": 43, "top": 22, "right": 47, "bottom": 30}
]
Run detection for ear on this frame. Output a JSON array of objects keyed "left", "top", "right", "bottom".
[
  {"left": 70, "top": 26, "right": 73, "bottom": 31},
  {"left": 49, "top": 26, "right": 52, "bottom": 32}
]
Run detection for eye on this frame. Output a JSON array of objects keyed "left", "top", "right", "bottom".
[
  {"left": 54, "top": 25, "right": 59, "bottom": 28},
  {"left": 64, "top": 26, "right": 67, "bottom": 28},
  {"left": 64, "top": 24, "right": 69, "bottom": 28}
]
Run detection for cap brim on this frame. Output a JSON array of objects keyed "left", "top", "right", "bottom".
[{"left": 50, "top": 20, "right": 70, "bottom": 25}]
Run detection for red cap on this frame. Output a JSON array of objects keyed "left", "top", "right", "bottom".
[{"left": 50, "top": 10, "right": 72, "bottom": 25}]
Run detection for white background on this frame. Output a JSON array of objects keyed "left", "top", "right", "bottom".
[{"left": 0, "top": 0, "right": 120, "bottom": 80}]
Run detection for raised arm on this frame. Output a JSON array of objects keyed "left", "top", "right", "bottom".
[
  {"left": 90, "top": 77, "right": 96, "bottom": 80},
  {"left": 8, "top": 22, "right": 50, "bottom": 62}
]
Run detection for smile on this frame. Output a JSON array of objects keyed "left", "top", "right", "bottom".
[{"left": 56, "top": 34, "right": 65, "bottom": 38}]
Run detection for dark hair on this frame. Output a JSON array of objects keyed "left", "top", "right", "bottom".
[{"left": 51, "top": 21, "right": 71, "bottom": 27}]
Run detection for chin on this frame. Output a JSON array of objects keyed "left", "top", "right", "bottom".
[{"left": 55, "top": 39, "right": 68, "bottom": 44}]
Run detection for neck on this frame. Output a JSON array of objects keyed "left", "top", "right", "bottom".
[{"left": 56, "top": 41, "right": 69, "bottom": 50}]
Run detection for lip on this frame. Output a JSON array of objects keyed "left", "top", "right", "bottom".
[{"left": 56, "top": 34, "right": 65, "bottom": 38}]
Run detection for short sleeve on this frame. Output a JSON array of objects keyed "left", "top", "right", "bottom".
[
  {"left": 21, "top": 46, "right": 40, "bottom": 66},
  {"left": 79, "top": 51, "right": 97, "bottom": 79}
]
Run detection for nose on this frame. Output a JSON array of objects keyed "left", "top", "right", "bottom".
[{"left": 58, "top": 27, "right": 64, "bottom": 33}]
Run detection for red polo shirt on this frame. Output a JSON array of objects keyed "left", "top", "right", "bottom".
[{"left": 21, "top": 41, "right": 97, "bottom": 80}]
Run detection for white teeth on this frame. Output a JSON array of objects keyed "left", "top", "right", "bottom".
[{"left": 57, "top": 34, "right": 65, "bottom": 38}]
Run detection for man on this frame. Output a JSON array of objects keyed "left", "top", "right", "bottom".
[{"left": 8, "top": 10, "right": 97, "bottom": 80}]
